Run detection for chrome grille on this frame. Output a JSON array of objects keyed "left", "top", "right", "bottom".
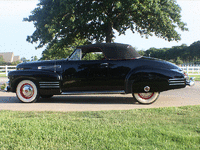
[
  {"left": 168, "top": 78, "right": 185, "bottom": 86},
  {"left": 39, "top": 81, "right": 60, "bottom": 88}
]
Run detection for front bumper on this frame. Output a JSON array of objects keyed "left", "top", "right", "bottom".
[
  {"left": 5, "top": 80, "right": 11, "bottom": 92},
  {"left": 5, "top": 85, "right": 11, "bottom": 92},
  {"left": 186, "top": 77, "right": 195, "bottom": 86}
]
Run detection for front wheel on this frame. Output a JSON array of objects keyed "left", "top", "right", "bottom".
[
  {"left": 132, "top": 92, "right": 160, "bottom": 104},
  {"left": 16, "top": 80, "right": 39, "bottom": 103}
]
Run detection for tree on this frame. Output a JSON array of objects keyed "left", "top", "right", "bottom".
[
  {"left": 21, "top": 57, "right": 30, "bottom": 63},
  {"left": 175, "top": 57, "right": 183, "bottom": 65},
  {"left": 0, "top": 56, "right": 6, "bottom": 65},
  {"left": 40, "top": 38, "right": 89, "bottom": 60},
  {"left": 40, "top": 44, "right": 74, "bottom": 60},
  {"left": 31, "top": 56, "right": 38, "bottom": 61},
  {"left": 11, "top": 60, "right": 21, "bottom": 65},
  {"left": 188, "top": 41, "right": 200, "bottom": 62},
  {"left": 24, "top": 0, "right": 187, "bottom": 52}
]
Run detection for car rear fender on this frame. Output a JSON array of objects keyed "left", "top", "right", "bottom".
[{"left": 125, "top": 66, "right": 171, "bottom": 93}]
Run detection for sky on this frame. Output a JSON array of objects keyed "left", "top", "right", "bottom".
[{"left": 0, "top": 0, "right": 200, "bottom": 60}]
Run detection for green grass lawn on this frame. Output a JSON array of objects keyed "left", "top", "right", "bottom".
[
  {"left": 0, "top": 106, "right": 199, "bottom": 149},
  {"left": 190, "top": 75, "right": 200, "bottom": 81},
  {"left": 0, "top": 74, "right": 6, "bottom": 77}
]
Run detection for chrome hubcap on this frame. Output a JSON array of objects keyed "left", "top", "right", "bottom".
[
  {"left": 138, "top": 93, "right": 154, "bottom": 99},
  {"left": 144, "top": 86, "right": 150, "bottom": 92},
  {"left": 20, "top": 84, "right": 34, "bottom": 99}
]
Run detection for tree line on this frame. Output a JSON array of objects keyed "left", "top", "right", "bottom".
[{"left": 137, "top": 40, "right": 200, "bottom": 65}]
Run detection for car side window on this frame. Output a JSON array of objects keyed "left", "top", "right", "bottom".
[{"left": 82, "top": 52, "right": 105, "bottom": 60}]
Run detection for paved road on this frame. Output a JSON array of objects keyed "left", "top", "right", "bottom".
[{"left": 0, "top": 82, "right": 199, "bottom": 112}]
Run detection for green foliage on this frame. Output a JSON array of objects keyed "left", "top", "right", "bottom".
[
  {"left": 0, "top": 83, "right": 6, "bottom": 90},
  {"left": 0, "top": 56, "right": 3, "bottom": 62},
  {"left": 0, "top": 56, "right": 6, "bottom": 65},
  {"left": 82, "top": 52, "right": 104, "bottom": 60},
  {"left": 11, "top": 60, "right": 21, "bottom": 65},
  {"left": 175, "top": 57, "right": 183, "bottom": 65},
  {"left": 41, "top": 44, "right": 73, "bottom": 60},
  {"left": 137, "top": 50, "right": 145, "bottom": 56},
  {"left": 31, "top": 56, "right": 38, "bottom": 61},
  {"left": 21, "top": 57, "right": 30, "bottom": 63},
  {"left": 24, "top": 0, "right": 187, "bottom": 52},
  {"left": 40, "top": 39, "right": 89, "bottom": 60}
]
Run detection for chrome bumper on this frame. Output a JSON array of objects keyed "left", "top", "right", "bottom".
[
  {"left": 186, "top": 77, "right": 195, "bottom": 86},
  {"left": 4, "top": 81, "right": 11, "bottom": 92},
  {"left": 5, "top": 86, "right": 10, "bottom": 92}
]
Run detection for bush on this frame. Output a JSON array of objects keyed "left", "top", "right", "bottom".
[{"left": 0, "top": 83, "right": 6, "bottom": 90}]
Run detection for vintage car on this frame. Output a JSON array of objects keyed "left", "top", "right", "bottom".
[{"left": 6, "top": 43, "right": 194, "bottom": 104}]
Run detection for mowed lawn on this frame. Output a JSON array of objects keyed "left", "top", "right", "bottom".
[
  {"left": 0, "top": 106, "right": 199, "bottom": 149},
  {"left": 190, "top": 75, "right": 200, "bottom": 81},
  {"left": 0, "top": 74, "right": 6, "bottom": 77}
]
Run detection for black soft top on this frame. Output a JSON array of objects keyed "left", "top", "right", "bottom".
[{"left": 77, "top": 43, "right": 141, "bottom": 60}]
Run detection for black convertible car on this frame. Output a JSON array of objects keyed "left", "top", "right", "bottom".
[{"left": 6, "top": 43, "right": 194, "bottom": 104}]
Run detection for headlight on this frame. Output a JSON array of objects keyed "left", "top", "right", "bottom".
[{"left": 17, "top": 68, "right": 24, "bottom": 70}]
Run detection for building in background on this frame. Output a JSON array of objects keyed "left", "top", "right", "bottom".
[{"left": 0, "top": 52, "right": 21, "bottom": 63}]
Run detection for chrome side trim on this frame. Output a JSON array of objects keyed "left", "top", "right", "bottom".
[
  {"left": 62, "top": 90, "right": 125, "bottom": 95},
  {"left": 39, "top": 81, "right": 60, "bottom": 89},
  {"left": 169, "top": 83, "right": 185, "bottom": 86},
  {"left": 38, "top": 65, "right": 61, "bottom": 70},
  {"left": 169, "top": 78, "right": 185, "bottom": 81},
  {"left": 40, "top": 82, "right": 60, "bottom": 84},
  {"left": 40, "top": 86, "right": 60, "bottom": 88},
  {"left": 40, "top": 84, "right": 59, "bottom": 85},
  {"left": 169, "top": 78, "right": 186, "bottom": 86}
]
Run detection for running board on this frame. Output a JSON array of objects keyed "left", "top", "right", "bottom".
[{"left": 61, "top": 90, "right": 125, "bottom": 95}]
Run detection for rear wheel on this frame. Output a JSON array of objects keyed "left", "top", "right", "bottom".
[
  {"left": 132, "top": 92, "right": 160, "bottom": 104},
  {"left": 16, "top": 80, "right": 39, "bottom": 103}
]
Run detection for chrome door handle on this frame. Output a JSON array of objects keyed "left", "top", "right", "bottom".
[{"left": 100, "top": 63, "right": 108, "bottom": 66}]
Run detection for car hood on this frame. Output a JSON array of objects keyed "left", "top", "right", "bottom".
[{"left": 16, "top": 60, "right": 61, "bottom": 70}]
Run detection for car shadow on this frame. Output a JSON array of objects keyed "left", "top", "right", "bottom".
[
  {"left": 38, "top": 95, "right": 138, "bottom": 104},
  {"left": 0, "top": 94, "right": 138, "bottom": 104}
]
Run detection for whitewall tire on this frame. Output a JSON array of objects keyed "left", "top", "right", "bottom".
[
  {"left": 16, "top": 80, "right": 39, "bottom": 103},
  {"left": 132, "top": 92, "right": 160, "bottom": 104}
]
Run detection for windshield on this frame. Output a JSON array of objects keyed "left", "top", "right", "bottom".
[{"left": 69, "top": 49, "right": 82, "bottom": 61}]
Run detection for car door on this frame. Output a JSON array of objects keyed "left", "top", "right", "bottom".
[{"left": 61, "top": 49, "right": 110, "bottom": 92}]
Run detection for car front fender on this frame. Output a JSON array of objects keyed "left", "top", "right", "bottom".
[{"left": 8, "top": 70, "right": 61, "bottom": 92}]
